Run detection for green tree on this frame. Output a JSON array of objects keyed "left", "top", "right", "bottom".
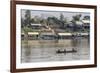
[
  {"left": 23, "top": 10, "right": 32, "bottom": 41},
  {"left": 24, "top": 10, "right": 31, "bottom": 27},
  {"left": 72, "top": 14, "right": 81, "bottom": 22}
]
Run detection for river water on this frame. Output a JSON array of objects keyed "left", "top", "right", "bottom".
[{"left": 21, "top": 38, "right": 90, "bottom": 63}]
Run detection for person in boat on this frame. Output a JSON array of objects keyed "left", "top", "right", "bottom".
[
  {"left": 72, "top": 48, "right": 77, "bottom": 52},
  {"left": 57, "top": 49, "right": 60, "bottom": 53},
  {"left": 64, "top": 49, "right": 66, "bottom": 53}
]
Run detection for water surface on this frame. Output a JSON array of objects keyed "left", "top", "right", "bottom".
[{"left": 21, "top": 38, "right": 90, "bottom": 63}]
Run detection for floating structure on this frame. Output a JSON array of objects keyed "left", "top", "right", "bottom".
[
  {"left": 58, "top": 33, "right": 72, "bottom": 39},
  {"left": 28, "top": 32, "right": 39, "bottom": 40},
  {"left": 39, "top": 31, "right": 57, "bottom": 40}
]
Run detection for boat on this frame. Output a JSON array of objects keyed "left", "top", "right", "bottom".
[{"left": 56, "top": 48, "right": 77, "bottom": 54}]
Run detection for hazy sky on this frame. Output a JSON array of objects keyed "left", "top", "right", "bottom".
[{"left": 21, "top": 9, "right": 90, "bottom": 21}]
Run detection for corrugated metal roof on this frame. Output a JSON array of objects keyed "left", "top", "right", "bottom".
[
  {"left": 31, "top": 24, "right": 42, "bottom": 26},
  {"left": 21, "top": 33, "right": 25, "bottom": 35},
  {"left": 80, "top": 33, "right": 89, "bottom": 35},
  {"left": 28, "top": 32, "right": 39, "bottom": 35},
  {"left": 58, "top": 33, "right": 72, "bottom": 36},
  {"left": 41, "top": 32, "right": 55, "bottom": 35},
  {"left": 82, "top": 20, "right": 90, "bottom": 23},
  {"left": 76, "top": 21, "right": 83, "bottom": 25}
]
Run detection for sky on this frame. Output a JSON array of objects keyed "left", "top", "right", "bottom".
[{"left": 21, "top": 9, "right": 90, "bottom": 21}]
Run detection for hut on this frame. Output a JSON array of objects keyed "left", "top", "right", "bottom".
[
  {"left": 82, "top": 20, "right": 90, "bottom": 29},
  {"left": 39, "top": 31, "right": 57, "bottom": 40},
  {"left": 28, "top": 32, "right": 39, "bottom": 40},
  {"left": 58, "top": 33, "right": 72, "bottom": 39},
  {"left": 31, "top": 23, "right": 42, "bottom": 29}
]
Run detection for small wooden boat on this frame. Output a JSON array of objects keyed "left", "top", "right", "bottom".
[{"left": 56, "top": 48, "right": 77, "bottom": 54}]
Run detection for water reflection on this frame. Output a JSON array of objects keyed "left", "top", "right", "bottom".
[{"left": 21, "top": 38, "right": 90, "bottom": 63}]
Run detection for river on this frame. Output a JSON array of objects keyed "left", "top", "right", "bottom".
[{"left": 21, "top": 38, "right": 90, "bottom": 63}]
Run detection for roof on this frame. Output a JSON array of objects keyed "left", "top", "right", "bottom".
[
  {"left": 41, "top": 32, "right": 55, "bottom": 35},
  {"left": 80, "top": 33, "right": 89, "bottom": 35},
  {"left": 75, "top": 21, "right": 83, "bottom": 25},
  {"left": 21, "top": 33, "right": 25, "bottom": 35},
  {"left": 28, "top": 32, "right": 39, "bottom": 35},
  {"left": 82, "top": 20, "right": 90, "bottom": 24},
  {"left": 31, "top": 24, "right": 42, "bottom": 26},
  {"left": 58, "top": 33, "right": 72, "bottom": 36}
]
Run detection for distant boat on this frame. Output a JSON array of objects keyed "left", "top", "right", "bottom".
[{"left": 56, "top": 48, "right": 77, "bottom": 54}]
